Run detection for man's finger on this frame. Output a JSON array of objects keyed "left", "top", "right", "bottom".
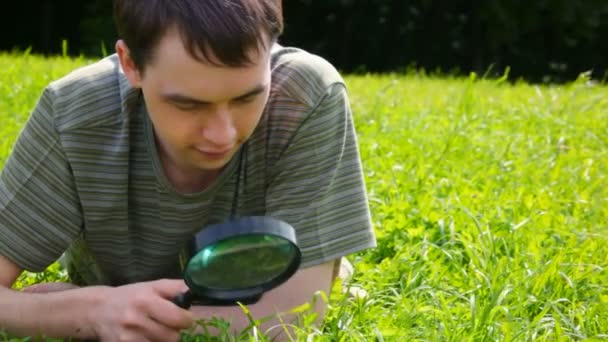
[
  {"left": 146, "top": 294, "right": 194, "bottom": 330},
  {"left": 150, "top": 279, "right": 190, "bottom": 298}
]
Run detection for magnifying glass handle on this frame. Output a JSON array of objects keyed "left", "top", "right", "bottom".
[{"left": 171, "top": 290, "right": 193, "bottom": 309}]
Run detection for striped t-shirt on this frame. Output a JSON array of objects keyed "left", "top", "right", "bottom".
[{"left": 0, "top": 45, "right": 376, "bottom": 286}]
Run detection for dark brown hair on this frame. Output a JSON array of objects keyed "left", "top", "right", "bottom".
[{"left": 113, "top": 0, "right": 283, "bottom": 72}]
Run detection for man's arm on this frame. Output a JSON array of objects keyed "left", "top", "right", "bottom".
[
  {"left": 0, "top": 255, "right": 335, "bottom": 340},
  {"left": 0, "top": 254, "right": 21, "bottom": 290},
  {"left": 190, "top": 260, "right": 336, "bottom": 338},
  {"left": 0, "top": 254, "right": 97, "bottom": 339},
  {"left": 0, "top": 254, "right": 193, "bottom": 341},
  {"left": 0, "top": 85, "right": 189, "bottom": 340}
]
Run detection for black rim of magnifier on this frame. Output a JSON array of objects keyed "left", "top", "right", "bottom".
[{"left": 178, "top": 216, "right": 301, "bottom": 307}]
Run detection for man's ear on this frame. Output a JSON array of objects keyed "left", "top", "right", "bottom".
[{"left": 115, "top": 40, "right": 143, "bottom": 88}]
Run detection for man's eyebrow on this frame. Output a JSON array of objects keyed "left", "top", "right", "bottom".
[{"left": 162, "top": 84, "right": 267, "bottom": 105}]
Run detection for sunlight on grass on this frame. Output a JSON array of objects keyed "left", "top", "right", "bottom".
[{"left": 1, "top": 52, "right": 607, "bottom": 340}]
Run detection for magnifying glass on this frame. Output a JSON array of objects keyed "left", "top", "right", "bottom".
[{"left": 172, "top": 216, "right": 301, "bottom": 309}]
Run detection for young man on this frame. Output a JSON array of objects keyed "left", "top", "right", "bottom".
[{"left": 0, "top": 0, "right": 375, "bottom": 340}]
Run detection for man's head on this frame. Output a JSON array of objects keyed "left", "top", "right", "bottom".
[
  {"left": 113, "top": 0, "right": 283, "bottom": 187},
  {"left": 114, "top": 0, "right": 283, "bottom": 73}
]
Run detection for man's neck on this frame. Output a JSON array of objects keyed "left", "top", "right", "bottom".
[
  {"left": 163, "top": 164, "right": 218, "bottom": 194},
  {"left": 157, "top": 147, "right": 219, "bottom": 194}
]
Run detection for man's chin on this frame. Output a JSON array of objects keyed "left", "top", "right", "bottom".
[{"left": 193, "top": 155, "right": 234, "bottom": 173}]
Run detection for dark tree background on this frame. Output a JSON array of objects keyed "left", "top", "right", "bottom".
[{"left": 1, "top": 0, "right": 607, "bottom": 82}]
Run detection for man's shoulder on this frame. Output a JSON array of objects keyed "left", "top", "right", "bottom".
[
  {"left": 252, "top": 46, "right": 350, "bottom": 168},
  {"left": 45, "top": 55, "right": 132, "bottom": 131},
  {"left": 50, "top": 54, "right": 118, "bottom": 86},
  {"left": 270, "top": 45, "right": 345, "bottom": 108}
]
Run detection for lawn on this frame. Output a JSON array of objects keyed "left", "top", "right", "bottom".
[{"left": 1, "top": 52, "right": 608, "bottom": 341}]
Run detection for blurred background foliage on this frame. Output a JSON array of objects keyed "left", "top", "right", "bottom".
[{"left": 1, "top": 0, "right": 606, "bottom": 82}]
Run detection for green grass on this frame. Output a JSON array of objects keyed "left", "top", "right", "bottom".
[{"left": 2, "top": 52, "right": 608, "bottom": 341}]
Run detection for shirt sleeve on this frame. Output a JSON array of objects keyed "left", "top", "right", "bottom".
[
  {"left": 265, "top": 83, "right": 376, "bottom": 268},
  {"left": 0, "top": 87, "right": 83, "bottom": 272}
]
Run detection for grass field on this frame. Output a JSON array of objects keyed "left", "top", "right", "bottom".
[{"left": 1, "top": 52, "right": 608, "bottom": 341}]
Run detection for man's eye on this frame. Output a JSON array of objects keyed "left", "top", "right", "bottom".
[
  {"left": 236, "top": 96, "right": 256, "bottom": 104},
  {"left": 173, "top": 102, "right": 200, "bottom": 111}
]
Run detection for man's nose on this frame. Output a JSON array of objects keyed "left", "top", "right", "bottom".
[{"left": 202, "top": 107, "right": 237, "bottom": 147}]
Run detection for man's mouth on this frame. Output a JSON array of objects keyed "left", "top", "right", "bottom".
[{"left": 194, "top": 146, "right": 234, "bottom": 160}]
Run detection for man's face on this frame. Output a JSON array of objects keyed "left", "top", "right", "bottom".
[{"left": 119, "top": 29, "right": 271, "bottom": 179}]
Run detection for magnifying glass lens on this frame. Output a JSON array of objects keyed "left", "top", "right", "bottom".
[{"left": 186, "top": 234, "right": 298, "bottom": 290}]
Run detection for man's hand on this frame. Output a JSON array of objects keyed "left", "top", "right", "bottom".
[
  {"left": 0, "top": 263, "right": 194, "bottom": 342},
  {"left": 90, "top": 279, "right": 194, "bottom": 342}
]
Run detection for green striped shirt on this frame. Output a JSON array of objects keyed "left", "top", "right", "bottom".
[{"left": 0, "top": 46, "right": 376, "bottom": 286}]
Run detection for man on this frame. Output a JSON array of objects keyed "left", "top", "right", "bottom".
[{"left": 0, "top": 0, "right": 375, "bottom": 340}]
